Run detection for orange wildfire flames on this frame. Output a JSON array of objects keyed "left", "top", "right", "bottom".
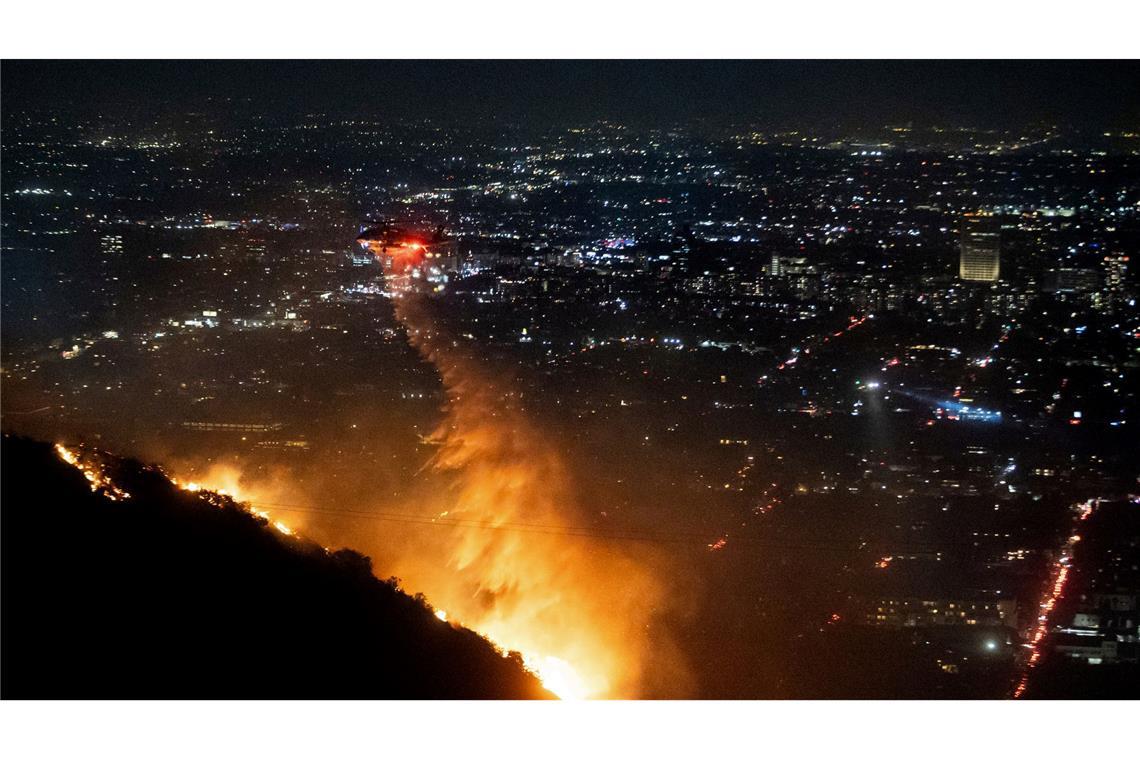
[
  {"left": 54, "top": 443, "right": 132, "bottom": 502},
  {"left": 164, "top": 453, "right": 627, "bottom": 698},
  {"left": 377, "top": 288, "right": 669, "bottom": 699},
  {"left": 55, "top": 444, "right": 302, "bottom": 542},
  {"left": 161, "top": 441, "right": 650, "bottom": 698},
  {"left": 83, "top": 243, "right": 676, "bottom": 699},
  {"left": 66, "top": 434, "right": 627, "bottom": 699}
]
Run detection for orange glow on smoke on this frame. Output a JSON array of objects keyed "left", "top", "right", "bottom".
[
  {"left": 56, "top": 442, "right": 615, "bottom": 697},
  {"left": 155, "top": 279, "right": 674, "bottom": 698},
  {"left": 71, "top": 235, "right": 679, "bottom": 699},
  {"left": 382, "top": 293, "right": 672, "bottom": 699},
  {"left": 169, "top": 464, "right": 302, "bottom": 539}
]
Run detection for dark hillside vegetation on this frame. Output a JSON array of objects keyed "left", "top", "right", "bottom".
[{"left": 0, "top": 436, "right": 552, "bottom": 699}]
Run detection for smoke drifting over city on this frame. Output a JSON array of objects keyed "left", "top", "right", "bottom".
[
  {"left": 2, "top": 58, "right": 1139, "bottom": 706},
  {"left": 391, "top": 294, "right": 678, "bottom": 697}
]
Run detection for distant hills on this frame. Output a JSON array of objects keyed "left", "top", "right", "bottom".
[{"left": 0, "top": 436, "right": 552, "bottom": 699}]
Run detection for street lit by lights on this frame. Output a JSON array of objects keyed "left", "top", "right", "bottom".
[{"left": 1013, "top": 499, "right": 1097, "bottom": 698}]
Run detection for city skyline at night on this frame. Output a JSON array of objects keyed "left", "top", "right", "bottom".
[
  {"left": 1, "top": 9, "right": 1138, "bottom": 756},
  {"left": 5, "top": 60, "right": 1138, "bottom": 700}
]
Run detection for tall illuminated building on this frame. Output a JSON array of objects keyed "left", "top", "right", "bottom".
[
  {"left": 99, "top": 233, "right": 123, "bottom": 259},
  {"left": 1102, "top": 253, "right": 1130, "bottom": 311},
  {"left": 1104, "top": 253, "right": 1129, "bottom": 291},
  {"left": 959, "top": 213, "right": 1001, "bottom": 282}
]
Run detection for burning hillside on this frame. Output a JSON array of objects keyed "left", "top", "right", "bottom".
[
  {"left": 0, "top": 436, "right": 553, "bottom": 699},
  {"left": 352, "top": 241, "right": 683, "bottom": 698}
]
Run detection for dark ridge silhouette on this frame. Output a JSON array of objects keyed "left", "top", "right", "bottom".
[{"left": 0, "top": 436, "right": 553, "bottom": 699}]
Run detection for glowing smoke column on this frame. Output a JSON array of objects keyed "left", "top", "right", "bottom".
[{"left": 376, "top": 243, "right": 669, "bottom": 698}]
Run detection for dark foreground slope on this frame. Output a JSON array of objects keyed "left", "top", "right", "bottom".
[{"left": 0, "top": 436, "right": 551, "bottom": 699}]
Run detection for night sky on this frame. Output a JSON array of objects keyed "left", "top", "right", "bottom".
[
  {"left": 3, "top": 53, "right": 1140, "bottom": 706},
  {"left": 4, "top": 60, "right": 1138, "bottom": 128}
]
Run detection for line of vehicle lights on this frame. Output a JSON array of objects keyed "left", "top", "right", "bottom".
[
  {"left": 1011, "top": 498, "right": 1096, "bottom": 698},
  {"left": 769, "top": 313, "right": 872, "bottom": 375}
]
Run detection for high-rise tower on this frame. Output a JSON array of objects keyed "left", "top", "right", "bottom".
[{"left": 959, "top": 213, "right": 1001, "bottom": 282}]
